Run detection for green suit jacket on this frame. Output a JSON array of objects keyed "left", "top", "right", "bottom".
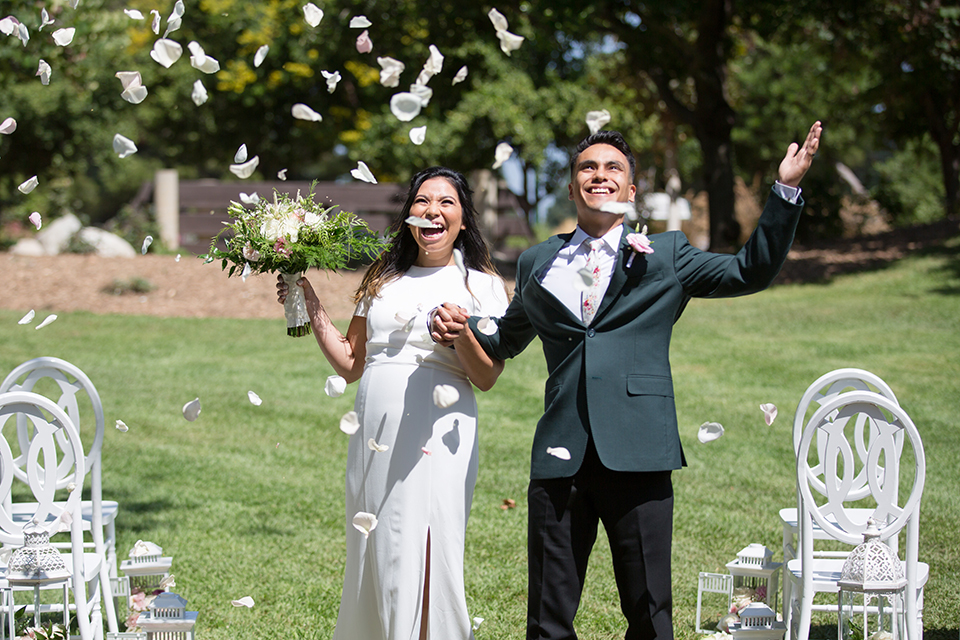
[{"left": 471, "top": 189, "right": 803, "bottom": 479}]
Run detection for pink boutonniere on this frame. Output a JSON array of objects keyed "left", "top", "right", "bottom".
[{"left": 625, "top": 224, "right": 653, "bottom": 268}]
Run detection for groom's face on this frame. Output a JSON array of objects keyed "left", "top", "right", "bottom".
[{"left": 568, "top": 143, "right": 637, "bottom": 220}]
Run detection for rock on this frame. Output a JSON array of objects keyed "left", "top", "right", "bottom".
[
  {"left": 77, "top": 227, "right": 137, "bottom": 258},
  {"left": 36, "top": 213, "right": 82, "bottom": 255},
  {"left": 10, "top": 238, "right": 47, "bottom": 256}
]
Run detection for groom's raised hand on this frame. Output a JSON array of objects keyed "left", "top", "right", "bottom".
[{"left": 778, "top": 120, "right": 822, "bottom": 188}]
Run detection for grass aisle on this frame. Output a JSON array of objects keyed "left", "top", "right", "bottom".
[{"left": 1, "top": 240, "right": 958, "bottom": 639}]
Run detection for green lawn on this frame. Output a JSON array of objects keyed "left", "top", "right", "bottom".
[{"left": 1, "top": 239, "right": 958, "bottom": 640}]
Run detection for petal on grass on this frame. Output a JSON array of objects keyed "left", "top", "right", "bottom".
[
  {"left": 291, "top": 103, "right": 322, "bottom": 122},
  {"left": 18, "top": 310, "right": 35, "bottom": 325},
  {"left": 389, "top": 92, "right": 421, "bottom": 122},
  {"left": 352, "top": 512, "right": 377, "bottom": 538},
  {"left": 182, "top": 398, "right": 201, "bottom": 421},
  {"left": 230, "top": 156, "right": 260, "bottom": 179},
  {"left": 0, "top": 117, "right": 16, "bottom": 134},
  {"left": 586, "top": 109, "right": 611, "bottom": 134},
  {"left": 28, "top": 212, "right": 42, "bottom": 229},
  {"left": 52, "top": 27, "right": 75, "bottom": 46},
  {"left": 191, "top": 79, "right": 208, "bottom": 106},
  {"left": 409, "top": 125, "right": 426, "bottom": 145},
  {"left": 234, "top": 144, "right": 248, "bottom": 163},
  {"left": 231, "top": 596, "right": 255, "bottom": 608},
  {"left": 247, "top": 390, "right": 262, "bottom": 406},
  {"left": 698, "top": 421, "right": 724, "bottom": 443},
  {"left": 113, "top": 134, "right": 138, "bottom": 158},
  {"left": 367, "top": 438, "right": 389, "bottom": 453},
  {"left": 760, "top": 403, "right": 778, "bottom": 426},
  {"left": 546, "top": 446, "right": 571, "bottom": 460},
  {"left": 254, "top": 44, "right": 268, "bottom": 68},
  {"left": 492, "top": 142, "right": 513, "bottom": 169},
  {"left": 303, "top": 3, "right": 323, "bottom": 27},
  {"left": 350, "top": 161, "right": 377, "bottom": 184},
  {"left": 339, "top": 410, "right": 359, "bottom": 434},
  {"left": 349, "top": 15, "right": 372, "bottom": 28},
  {"left": 325, "top": 375, "right": 347, "bottom": 397},
  {"left": 35, "top": 314, "right": 57, "bottom": 330},
  {"left": 150, "top": 38, "right": 182, "bottom": 68},
  {"left": 141, "top": 235, "right": 152, "bottom": 254},
  {"left": 18, "top": 176, "right": 39, "bottom": 194},
  {"left": 433, "top": 384, "right": 460, "bottom": 408},
  {"left": 452, "top": 65, "right": 468, "bottom": 85},
  {"left": 115, "top": 420, "right": 129, "bottom": 432}
]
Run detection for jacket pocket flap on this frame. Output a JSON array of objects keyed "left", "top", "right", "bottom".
[{"left": 626, "top": 375, "right": 674, "bottom": 397}]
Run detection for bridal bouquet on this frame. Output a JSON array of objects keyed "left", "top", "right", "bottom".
[{"left": 203, "top": 187, "right": 390, "bottom": 336}]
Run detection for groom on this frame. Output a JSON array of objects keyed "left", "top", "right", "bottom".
[{"left": 435, "top": 121, "right": 821, "bottom": 640}]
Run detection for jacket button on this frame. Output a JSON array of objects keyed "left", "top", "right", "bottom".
[{"left": 587, "top": 328, "right": 596, "bottom": 338}]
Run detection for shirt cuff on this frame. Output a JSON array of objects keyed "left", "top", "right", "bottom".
[{"left": 773, "top": 181, "right": 801, "bottom": 204}]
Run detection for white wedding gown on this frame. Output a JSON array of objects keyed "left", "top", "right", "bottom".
[{"left": 332, "top": 265, "right": 509, "bottom": 640}]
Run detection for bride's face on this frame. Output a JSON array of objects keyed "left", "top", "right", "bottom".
[{"left": 408, "top": 177, "right": 466, "bottom": 267}]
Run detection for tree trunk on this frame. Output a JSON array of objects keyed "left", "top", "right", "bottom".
[
  {"left": 697, "top": 122, "right": 739, "bottom": 251},
  {"left": 923, "top": 89, "right": 960, "bottom": 217}
]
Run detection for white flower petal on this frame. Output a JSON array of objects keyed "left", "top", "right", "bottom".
[
  {"left": 182, "top": 397, "right": 201, "bottom": 421},
  {"left": 496, "top": 30, "right": 524, "bottom": 55},
  {"left": 453, "top": 65, "right": 468, "bottom": 85},
  {"left": 339, "top": 410, "right": 359, "bottom": 435},
  {"left": 760, "top": 403, "right": 778, "bottom": 426},
  {"left": 325, "top": 375, "right": 347, "bottom": 397},
  {"left": 698, "top": 421, "right": 724, "bottom": 443},
  {"left": 377, "top": 56, "right": 405, "bottom": 87},
  {"left": 421, "top": 447, "right": 432, "bottom": 455},
  {"left": 191, "top": 79, "right": 208, "bottom": 106},
  {"left": 18, "top": 23, "right": 30, "bottom": 47},
  {"left": 141, "top": 235, "right": 153, "bottom": 254},
  {"left": 188, "top": 42, "right": 220, "bottom": 73},
  {"left": 150, "top": 10, "right": 160, "bottom": 34},
  {"left": 230, "top": 156, "right": 260, "bottom": 179},
  {"left": 546, "top": 446, "right": 571, "bottom": 460},
  {"left": 37, "top": 59, "right": 51, "bottom": 85},
  {"left": 0, "top": 117, "right": 17, "bottom": 134},
  {"left": 404, "top": 215, "right": 438, "bottom": 229},
  {"left": 28, "top": 212, "right": 42, "bottom": 230},
  {"left": 367, "top": 438, "right": 389, "bottom": 453},
  {"left": 239, "top": 191, "right": 259, "bottom": 205},
  {"left": 416, "top": 44, "right": 443, "bottom": 85},
  {"left": 476, "top": 316, "right": 498, "bottom": 335},
  {"left": 115, "top": 71, "right": 142, "bottom": 90},
  {"left": 121, "top": 84, "right": 148, "bottom": 104},
  {"left": 349, "top": 15, "right": 372, "bottom": 28},
  {"left": 409, "top": 125, "right": 426, "bottom": 145},
  {"left": 433, "top": 384, "right": 460, "bottom": 408},
  {"left": 409, "top": 83, "right": 432, "bottom": 108},
  {"left": 473, "top": 618, "right": 484, "bottom": 631},
  {"left": 35, "top": 314, "right": 57, "bottom": 330},
  {"left": 488, "top": 8, "right": 509, "bottom": 32},
  {"left": 18, "top": 310, "right": 35, "bottom": 325},
  {"left": 277, "top": 169, "right": 288, "bottom": 180},
  {"left": 52, "top": 27, "right": 75, "bottom": 46},
  {"left": 389, "top": 92, "right": 422, "bottom": 122},
  {"left": 321, "top": 69, "right": 341, "bottom": 93},
  {"left": 453, "top": 248, "right": 466, "bottom": 278},
  {"left": 115, "top": 419, "right": 129, "bottom": 432},
  {"left": 492, "top": 142, "right": 514, "bottom": 169},
  {"left": 159, "top": 574, "right": 176, "bottom": 589},
  {"left": 150, "top": 39, "right": 183, "bottom": 68},
  {"left": 303, "top": 3, "right": 323, "bottom": 27},
  {"left": 234, "top": 144, "right": 248, "bottom": 163},
  {"left": 113, "top": 134, "right": 138, "bottom": 158},
  {"left": 18, "top": 176, "right": 39, "bottom": 194},
  {"left": 350, "top": 161, "right": 377, "bottom": 184},
  {"left": 586, "top": 109, "right": 611, "bottom": 134},
  {"left": 0, "top": 17, "right": 17, "bottom": 37},
  {"left": 355, "top": 30, "right": 372, "bottom": 53},
  {"left": 231, "top": 596, "right": 255, "bottom": 608},
  {"left": 247, "top": 390, "right": 262, "bottom": 406},
  {"left": 254, "top": 44, "right": 268, "bottom": 67},
  {"left": 40, "top": 9, "right": 55, "bottom": 30},
  {"left": 175, "top": 254, "right": 181, "bottom": 262},
  {"left": 599, "top": 201, "right": 634, "bottom": 215},
  {"left": 291, "top": 103, "right": 322, "bottom": 122},
  {"left": 124, "top": 9, "right": 144, "bottom": 20},
  {"left": 352, "top": 511, "right": 377, "bottom": 538}
]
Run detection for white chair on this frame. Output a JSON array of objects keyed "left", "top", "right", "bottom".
[
  {"left": 780, "top": 369, "right": 899, "bottom": 617},
  {"left": 0, "top": 391, "right": 113, "bottom": 640},
  {"left": 785, "top": 390, "right": 927, "bottom": 640},
  {"left": 0, "top": 359, "right": 119, "bottom": 635}
]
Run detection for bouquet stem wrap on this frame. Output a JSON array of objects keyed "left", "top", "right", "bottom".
[{"left": 282, "top": 272, "right": 312, "bottom": 337}]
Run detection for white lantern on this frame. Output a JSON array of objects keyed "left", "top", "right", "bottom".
[
  {"left": 137, "top": 592, "right": 198, "bottom": 640},
  {"left": 727, "top": 543, "right": 783, "bottom": 613},
  {"left": 119, "top": 540, "right": 173, "bottom": 593},
  {"left": 838, "top": 520, "right": 906, "bottom": 640},
  {"left": 731, "top": 602, "right": 787, "bottom": 640}
]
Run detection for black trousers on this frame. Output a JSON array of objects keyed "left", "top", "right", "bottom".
[{"left": 527, "top": 441, "right": 674, "bottom": 640}]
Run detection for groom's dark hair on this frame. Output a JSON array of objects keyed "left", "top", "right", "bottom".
[{"left": 570, "top": 130, "right": 636, "bottom": 182}]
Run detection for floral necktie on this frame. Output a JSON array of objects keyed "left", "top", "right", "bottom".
[{"left": 581, "top": 238, "right": 603, "bottom": 325}]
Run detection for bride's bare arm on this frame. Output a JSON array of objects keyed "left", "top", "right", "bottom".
[{"left": 278, "top": 275, "right": 366, "bottom": 382}]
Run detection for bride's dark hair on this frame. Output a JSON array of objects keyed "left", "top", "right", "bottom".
[{"left": 354, "top": 166, "right": 500, "bottom": 303}]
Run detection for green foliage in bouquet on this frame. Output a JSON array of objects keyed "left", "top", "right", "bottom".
[{"left": 201, "top": 187, "right": 392, "bottom": 278}]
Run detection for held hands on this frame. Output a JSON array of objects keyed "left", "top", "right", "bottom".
[
  {"left": 778, "top": 121, "right": 822, "bottom": 188},
  {"left": 430, "top": 302, "right": 470, "bottom": 346}
]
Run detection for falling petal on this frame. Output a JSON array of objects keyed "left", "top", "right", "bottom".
[
  {"left": 116, "top": 70, "right": 141, "bottom": 90},
  {"left": 150, "top": 9, "right": 160, "bottom": 33},
  {"left": 188, "top": 41, "right": 220, "bottom": 73},
  {"left": 18, "top": 176, "right": 39, "bottom": 194},
  {"left": 239, "top": 191, "right": 259, "bottom": 205},
  {"left": 231, "top": 596, "right": 255, "bottom": 608},
  {"left": 321, "top": 69, "right": 341, "bottom": 93},
  {"left": 409, "top": 83, "right": 433, "bottom": 107},
  {"left": 473, "top": 618, "right": 484, "bottom": 631},
  {"left": 28, "top": 212, "right": 42, "bottom": 230},
  {"left": 405, "top": 215, "right": 438, "bottom": 229},
  {"left": 377, "top": 56, "right": 404, "bottom": 87},
  {"left": 325, "top": 375, "right": 347, "bottom": 398},
  {"left": 488, "top": 8, "right": 508, "bottom": 31},
  {"left": 572, "top": 267, "right": 592, "bottom": 292},
  {"left": 421, "top": 447, "right": 432, "bottom": 455},
  {"left": 234, "top": 144, "right": 248, "bottom": 163},
  {"left": 389, "top": 92, "right": 422, "bottom": 122},
  {"left": 500, "top": 498, "right": 516, "bottom": 509},
  {"left": 496, "top": 30, "right": 524, "bottom": 55},
  {"left": 163, "top": 16, "right": 181, "bottom": 38},
  {"left": 586, "top": 109, "right": 611, "bottom": 134},
  {"left": 18, "top": 23, "right": 29, "bottom": 47},
  {"left": 352, "top": 512, "right": 377, "bottom": 538},
  {"left": 409, "top": 126, "right": 426, "bottom": 145},
  {"left": 18, "top": 310, "right": 35, "bottom": 325},
  {"left": 37, "top": 60, "right": 51, "bottom": 85},
  {"left": 760, "top": 403, "right": 778, "bottom": 426},
  {"left": 0, "top": 117, "right": 16, "bottom": 134},
  {"left": 350, "top": 161, "right": 377, "bottom": 184},
  {"left": 141, "top": 235, "right": 153, "bottom": 254},
  {"left": 230, "top": 156, "right": 260, "bottom": 179},
  {"left": 150, "top": 39, "right": 183, "bottom": 68},
  {"left": 599, "top": 201, "right": 634, "bottom": 215},
  {"left": 240, "top": 261, "right": 252, "bottom": 281},
  {"left": 159, "top": 574, "right": 176, "bottom": 590},
  {"left": 476, "top": 316, "right": 498, "bottom": 336},
  {"left": 349, "top": 15, "right": 372, "bottom": 28},
  {"left": 35, "top": 314, "right": 57, "bottom": 330},
  {"left": 433, "top": 384, "right": 460, "bottom": 408},
  {"left": 492, "top": 142, "right": 513, "bottom": 169},
  {"left": 367, "top": 438, "right": 389, "bottom": 453},
  {"left": 121, "top": 84, "right": 148, "bottom": 104},
  {"left": 182, "top": 398, "right": 201, "bottom": 421},
  {"left": 355, "top": 30, "right": 372, "bottom": 54},
  {"left": 277, "top": 169, "right": 288, "bottom": 180},
  {"left": 416, "top": 45, "right": 444, "bottom": 85},
  {"left": 698, "top": 421, "right": 724, "bottom": 443},
  {"left": 191, "top": 79, "right": 208, "bottom": 106},
  {"left": 291, "top": 103, "right": 322, "bottom": 122},
  {"left": 124, "top": 9, "right": 144, "bottom": 19},
  {"left": 453, "top": 248, "right": 467, "bottom": 278},
  {"left": 254, "top": 44, "right": 268, "bottom": 67},
  {"left": 66, "top": 483, "right": 76, "bottom": 493},
  {"left": 546, "top": 446, "right": 571, "bottom": 460},
  {"left": 248, "top": 390, "right": 262, "bottom": 406},
  {"left": 115, "top": 420, "right": 129, "bottom": 432},
  {"left": 40, "top": 9, "right": 54, "bottom": 30},
  {"left": 452, "top": 65, "right": 468, "bottom": 85},
  {"left": 339, "top": 410, "right": 359, "bottom": 435},
  {"left": 175, "top": 254, "right": 181, "bottom": 262},
  {"left": 113, "top": 134, "right": 138, "bottom": 158},
  {"left": 0, "top": 17, "right": 16, "bottom": 36},
  {"left": 52, "top": 27, "right": 75, "bottom": 46},
  {"left": 303, "top": 3, "right": 323, "bottom": 27}
]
